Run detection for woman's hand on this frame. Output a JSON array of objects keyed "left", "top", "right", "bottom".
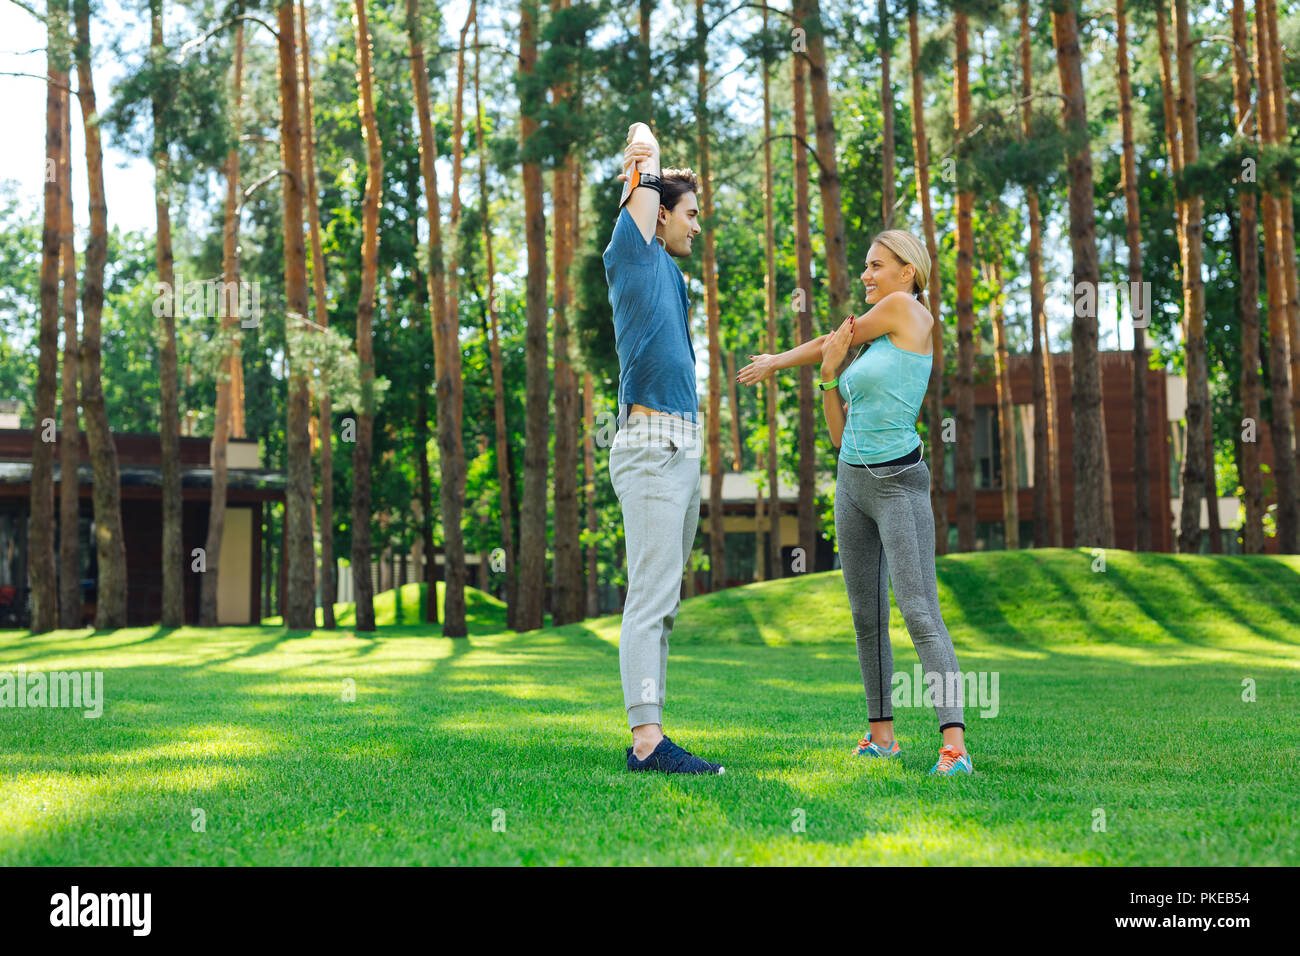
[
  {"left": 736, "top": 353, "right": 779, "bottom": 385},
  {"left": 819, "top": 314, "right": 856, "bottom": 380}
]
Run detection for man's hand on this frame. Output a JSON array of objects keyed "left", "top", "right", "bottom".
[
  {"left": 621, "top": 122, "right": 662, "bottom": 242},
  {"left": 618, "top": 142, "right": 658, "bottom": 182}
]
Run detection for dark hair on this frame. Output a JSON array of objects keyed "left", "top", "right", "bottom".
[{"left": 660, "top": 167, "right": 700, "bottom": 212}]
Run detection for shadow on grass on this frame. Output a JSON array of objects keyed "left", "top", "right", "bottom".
[{"left": 3, "top": 620, "right": 1298, "bottom": 865}]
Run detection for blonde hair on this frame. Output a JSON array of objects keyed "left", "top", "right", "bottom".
[{"left": 871, "top": 230, "right": 930, "bottom": 299}]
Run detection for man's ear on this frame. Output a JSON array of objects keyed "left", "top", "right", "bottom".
[{"left": 657, "top": 204, "right": 669, "bottom": 227}]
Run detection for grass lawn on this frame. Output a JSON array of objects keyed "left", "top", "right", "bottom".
[{"left": 1, "top": 548, "right": 1297, "bottom": 865}]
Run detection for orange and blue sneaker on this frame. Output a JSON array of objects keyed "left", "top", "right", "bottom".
[
  {"left": 852, "top": 734, "right": 902, "bottom": 759},
  {"left": 928, "top": 744, "right": 973, "bottom": 776}
]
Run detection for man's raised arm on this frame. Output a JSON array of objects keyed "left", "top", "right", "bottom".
[{"left": 619, "top": 122, "right": 662, "bottom": 244}]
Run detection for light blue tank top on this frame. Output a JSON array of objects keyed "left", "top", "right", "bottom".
[{"left": 838, "top": 334, "right": 933, "bottom": 464}]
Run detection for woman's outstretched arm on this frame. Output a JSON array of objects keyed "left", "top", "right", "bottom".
[{"left": 736, "top": 298, "right": 902, "bottom": 386}]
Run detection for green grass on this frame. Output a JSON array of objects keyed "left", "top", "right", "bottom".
[{"left": 1, "top": 548, "right": 1298, "bottom": 865}]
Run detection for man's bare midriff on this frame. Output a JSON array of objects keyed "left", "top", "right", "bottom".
[{"left": 628, "top": 403, "right": 689, "bottom": 421}]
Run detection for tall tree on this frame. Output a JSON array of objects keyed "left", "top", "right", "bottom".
[
  {"left": 1019, "top": 0, "right": 1061, "bottom": 549},
  {"left": 792, "top": 24, "right": 817, "bottom": 573},
  {"left": 1255, "top": 0, "right": 1298, "bottom": 551},
  {"left": 298, "top": 0, "right": 334, "bottom": 628},
  {"left": 516, "top": 0, "right": 549, "bottom": 630},
  {"left": 878, "top": 0, "right": 895, "bottom": 230},
  {"left": 583, "top": 371, "right": 597, "bottom": 615},
  {"left": 795, "top": 0, "right": 849, "bottom": 313},
  {"left": 910, "top": 0, "right": 946, "bottom": 553},
  {"left": 151, "top": 0, "right": 183, "bottom": 626},
  {"left": 32, "top": 0, "right": 64, "bottom": 634},
  {"left": 551, "top": 0, "right": 583, "bottom": 623},
  {"left": 74, "top": 0, "right": 127, "bottom": 629},
  {"left": 352, "top": 0, "right": 383, "bottom": 631},
  {"left": 953, "top": 7, "right": 975, "bottom": 552},
  {"left": 1051, "top": 0, "right": 1109, "bottom": 548},
  {"left": 474, "top": 11, "right": 517, "bottom": 625},
  {"left": 408, "top": 0, "right": 468, "bottom": 635},
  {"left": 1115, "top": 0, "right": 1152, "bottom": 551},
  {"left": 1170, "top": 0, "right": 1209, "bottom": 554},
  {"left": 987, "top": 257, "right": 1018, "bottom": 548},
  {"left": 58, "top": 70, "right": 81, "bottom": 628},
  {"left": 762, "top": 0, "right": 781, "bottom": 577},
  {"left": 276, "top": 0, "right": 316, "bottom": 629},
  {"left": 697, "top": 0, "right": 725, "bottom": 587},
  {"left": 1264, "top": 0, "right": 1300, "bottom": 547},
  {"left": 1232, "top": 0, "right": 1263, "bottom": 553},
  {"left": 199, "top": 16, "right": 245, "bottom": 627}
]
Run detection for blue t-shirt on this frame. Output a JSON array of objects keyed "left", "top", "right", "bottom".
[
  {"left": 602, "top": 207, "right": 698, "bottom": 426},
  {"left": 838, "top": 335, "right": 932, "bottom": 464}
]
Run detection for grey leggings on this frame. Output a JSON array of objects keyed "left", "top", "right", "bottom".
[{"left": 834, "top": 451, "right": 965, "bottom": 731}]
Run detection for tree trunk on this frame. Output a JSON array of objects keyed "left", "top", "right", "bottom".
[
  {"left": 1254, "top": 0, "right": 1298, "bottom": 551},
  {"left": 151, "top": 0, "right": 183, "bottom": 627},
  {"left": 911, "top": 0, "right": 946, "bottom": 554},
  {"left": 584, "top": 371, "right": 598, "bottom": 616},
  {"left": 796, "top": 0, "right": 850, "bottom": 313},
  {"left": 516, "top": 0, "right": 548, "bottom": 630},
  {"left": 954, "top": 10, "right": 975, "bottom": 552},
  {"left": 1265, "top": 0, "right": 1300, "bottom": 551},
  {"left": 1020, "top": 2, "right": 1054, "bottom": 549},
  {"left": 296, "top": 0, "right": 334, "bottom": 629},
  {"left": 1115, "top": 0, "right": 1152, "bottom": 552},
  {"left": 351, "top": 0, "right": 383, "bottom": 631},
  {"left": 1168, "top": 0, "right": 1209, "bottom": 554},
  {"left": 74, "top": 0, "right": 127, "bottom": 629},
  {"left": 696, "top": 0, "right": 726, "bottom": 590},
  {"left": 988, "top": 259, "right": 1018, "bottom": 549},
  {"left": 1232, "top": 0, "right": 1263, "bottom": 554},
  {"left": 878, "top": 0, "right": 894, "bottom": 230},
  {"left": 550, "top": 0, "right": 582, "bottom": 624},
  {"left": 200, "top": 18, "right": 245, "bottom": 627},
  {"left": 475, "top": 14, "right": 517, "bottom": 628},
  {"left": 276, "top": 0, "right": 315, "bottom": 629},
  {"left": 32, "top": 10, "right": 63, "bottom": 634},
  {"left": 1052, "top": 2, "right": 1108, "bottom": 548},
  {"left": 407, "top": 0, "right": 467, "bottom": 634},
  {"left": 763, "top": 2, "right": 782, "bottom": 576},
  {"left": 792, "top": 37, "right": 817, "bottom": 574},
  {"left": 726, "top": 351, "right": 742, "bottom": 471},
  {"left": 58, "top": 75, "right": 81, "bottom": 629},
  {"left": 638, "top": 0, "right": 652, "bottom": 117}
]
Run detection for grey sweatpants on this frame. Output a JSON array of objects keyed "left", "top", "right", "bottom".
[
  {"left": 610, "top": 412, "right": 702, "bottom": 729},
  {"left": 835, "top": 452, "right": 965, "bottom": 730}
]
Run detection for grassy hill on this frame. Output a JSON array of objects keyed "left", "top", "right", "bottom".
[
  {"left": 261, "top": 581, "right": 515, "bottom": 633},
  {"left": 551, "top": 547, "right": 1300, "bottom": 652}
]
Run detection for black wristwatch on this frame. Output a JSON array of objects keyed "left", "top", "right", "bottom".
[{"left": 634, "top": 171, "right": 664, "bottom": 195}]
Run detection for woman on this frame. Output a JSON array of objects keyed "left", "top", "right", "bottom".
[{"left": 737, "top": 230, "right": 972, "bottom": 776}]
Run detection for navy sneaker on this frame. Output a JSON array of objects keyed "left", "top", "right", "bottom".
[{"left": 626, "top": 735, "right": 725, "bottom": 775}]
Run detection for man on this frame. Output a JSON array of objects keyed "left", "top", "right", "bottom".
[{"left": 603, "top": 122, "right": 723, "bottom": 775}]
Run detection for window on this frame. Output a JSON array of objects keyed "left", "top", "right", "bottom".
[{"left": 943, "top": 405, "right": 1035, "bottom": 491}]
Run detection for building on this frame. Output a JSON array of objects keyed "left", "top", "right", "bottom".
[{"left": 0, "top": 430, "right": 283, "bottom": 628}]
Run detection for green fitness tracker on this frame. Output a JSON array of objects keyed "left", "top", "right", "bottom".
[{"left": 817, "top": 377, "right": 839, "bottom": 391}]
